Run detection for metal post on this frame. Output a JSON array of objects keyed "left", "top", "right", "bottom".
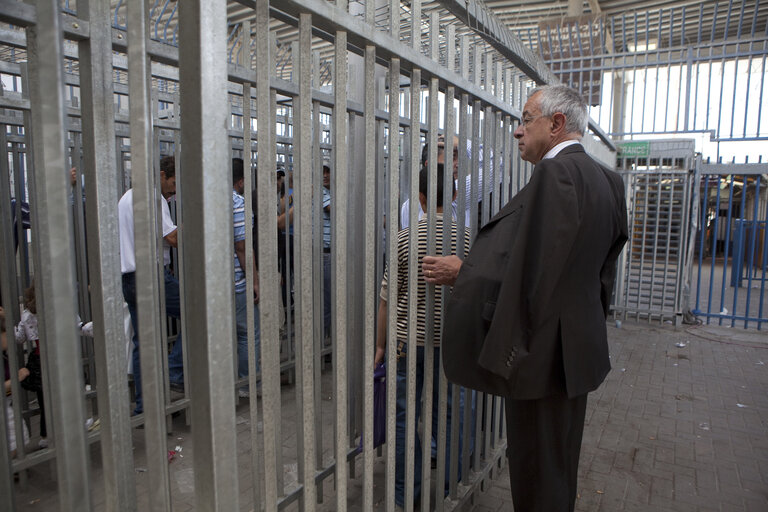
[
  {"left": 295, "top": 13, "right": 318, "bottom": 510},
  {"left": 78, "top": 0, "right": 136, "bottom": 509},
  {"left": 126, "top": 0, "right": 172, "bottom": 505},
  {"left": 26, "top": 0, "right": 90, "bottom": 508},
  {"left": 178, "top": 0, "right": 238, "bottom": 509}
]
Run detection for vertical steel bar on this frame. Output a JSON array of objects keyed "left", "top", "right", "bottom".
[
  {"left": 295, "top": 14, "right": 318, "bottom": 511},
  {"left": 384, "top": 57, "right": 401, "bottom": 512},
  {"left": 731, "top": 174, "right": 748, "bottom": 327},
  {"left": 649, "top": 172, "right": 662, "bottom": 318},
  {"left": 482, "top": 106, "right": 492, "bottom": 226},
  {"left": 78, "top": 0, "right": 136, "bottom": 508},
  {"left": 26, "top": 0, "right": 90, "bottom": 508},
  {"left": 242, "top": 80, "right": 264, "bottom": 508},
  {"left": 706, "top": 177, "right": 722, "bottom": 322},
  {"left": 502, "top": 115, "right": 511, "bottom": 205},
  {"left": 661, "top": 174, "right": 675, "bottom": 316},
  {"left": 743, "top": 176, "right": 761, "bottom": 328},
  {"left": 312, "top": 99, "right": 325, "bottom": 483},
  {"left": 404, "top": 68, "right": 421, "bottom": 512},
  {"left": 255, "top": 0, "right": 280, "bottom": 507},
  {"left": 178, "top": 0, "right": 239, "bottom": 509},
  {"left": 419, "top": 74, "right": 439, "bottom": 512},
  {"left": 126, "top": 0, "right": 172, "bottom": 504},
  {"left": 361, "top": 41, "right": 376, "bottom": 512},
  {"left": 695, "top": 175, "right": 709, "bottom": 313},
  {"left": 684, "top": 47, "right": 693, "bottom": 132},
  {"left": 411, "top": 0, "right": 420, "bottom": 50},
  {"left": 756, "top": 179, "right": 768, "bottom": 330},
  {"left": 718, "top": 176, "right": 735, "bottom": 324},
  {"left": 271, "top": 85, "right": 285, "bottom": 496},
  {"left": 389, "top": 0, "right": 398, "bottom": 39},
  {"left": 332, "top": 28, "right": 350, "bottom": 512},
  {"left": 0, "top": 126, "right": 20, "bottom": 512},
  {"left": 438, "top": 83, "right": 456, "bottom": 511}
]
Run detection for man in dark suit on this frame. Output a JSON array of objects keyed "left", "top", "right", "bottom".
[{"left": 423, "top": 85, "right": 628, "bottom": 511}]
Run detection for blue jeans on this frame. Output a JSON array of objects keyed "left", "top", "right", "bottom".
[
  {"left": 323, "top": 252, "right": 331, "bottom": 336},
  {"left": 395, "top": 345, "right": 470, "bottom": 507},
  {"left": 235, "top": 289, "right": 261, "bottom": 389},
  {"left": 122, "top": 269, "right": 184, "bottom": 415}
]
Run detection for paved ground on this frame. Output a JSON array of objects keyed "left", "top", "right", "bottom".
[
  {"left": 9, "top": 320, "right": 768, "bottom": 511},
  {"left": 470, "top": 321, "right": 768, "bottom": 512}
]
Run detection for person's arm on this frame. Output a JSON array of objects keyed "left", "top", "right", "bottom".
[
  {"left": 277, "top": 206, "right": 294, "bottom": 230},
  {"left": 5, "top": 368, "right": 29, "bottom": 394},
  {"left": 374, "top": 298, "right": 387, "bottom": 365},
  {"left": 164, "top": 228, "right": 178, "bottom": 248},
  {"left": 235, "top": 240, "right": 246, "bottom": 272},
  {"left": 422, "top": 255, "right": 463, "bottom": 286}
]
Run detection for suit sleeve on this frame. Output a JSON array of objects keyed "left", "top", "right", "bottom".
[
  {"left": 476, "top": 160, "right": 581, "bottom": 380},
  {"left": 600, "top": 172, "right": 629, "bottom": 316}
]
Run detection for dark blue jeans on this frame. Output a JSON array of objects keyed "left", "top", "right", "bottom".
[
  {"left": 323, "top": 252, "right": 331, "bottom": 337},
  {"left": 122, "top": 269, "right": 184, "bottom": 415},
  {"left": 395, "top": 345, "right": 472, "bottom": 507}
]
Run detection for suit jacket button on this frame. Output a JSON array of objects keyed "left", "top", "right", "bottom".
[{"left": 505, "top": 359, "right": 513, "bottom": 368}]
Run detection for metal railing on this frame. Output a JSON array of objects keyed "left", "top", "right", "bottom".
[{"left": 0, "top": 0, "right": 615, "bottom": 511}]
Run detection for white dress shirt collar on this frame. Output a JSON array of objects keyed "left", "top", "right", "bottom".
[{"left": 542, "top": 139, "right": 580, "bottom": 160}]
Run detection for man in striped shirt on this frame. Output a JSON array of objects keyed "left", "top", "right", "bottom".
[
  {"left": 375, "top": 164, "right": 471, "bottom": 508},
  {"left": 232, "top": 158, "right": 261, "bottom": 398}
]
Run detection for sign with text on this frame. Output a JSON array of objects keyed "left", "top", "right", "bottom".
[{"left": 618, "top": 141, "right": 651, "bottom": 158}]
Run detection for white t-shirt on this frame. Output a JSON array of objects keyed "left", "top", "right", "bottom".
[{"left": 118, "top": 188, "right": 176, "bottom": 274}]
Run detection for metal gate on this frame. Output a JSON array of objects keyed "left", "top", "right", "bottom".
[
  {"left": 692, "top": 162, "right": 768, "bottom": 329},
  {"left": 613, "top": 139, "right": 696, "bottom": 324}
]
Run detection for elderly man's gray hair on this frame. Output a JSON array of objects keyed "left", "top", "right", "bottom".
[{"left": 531, "top": 85, "right": 588, "bottom": 136}]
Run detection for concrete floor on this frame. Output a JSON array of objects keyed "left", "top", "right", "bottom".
[{"left": 9, "top": 320, "right": 768, "bottom": 511}]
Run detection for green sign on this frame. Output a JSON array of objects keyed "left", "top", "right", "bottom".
[{"left": 618, "top": 141, "right": 650, "bottom": 158}]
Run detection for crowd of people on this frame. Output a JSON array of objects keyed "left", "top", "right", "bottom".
[{"left": 3, "top": 84, "right": 628, "bottom": 512}]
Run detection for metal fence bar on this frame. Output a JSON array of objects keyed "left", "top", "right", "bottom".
[
  {"left": 403, "top": 69, "right": 421, "bottom": 512},
  {"left": 332, "top": 27, "right": 350, "bottom": 512},
  {"left": 731, "top": 174, "right": 749, "bottom": 327},
  {"left": 294, "top": 13, "right": 318, "bottom": 511},
  {"left": 437, "top": 81, "right": 456, "bottom": 512},
  {"left": 177, "top": 1, "right": 238, "bottom": 509},
  {"left": 420, "top": 74, "right": 439, "bottom": 512},
  {"left": 26, "top": 0, "right": 91, "bottom": 509},
  {"left": 78, "top": 0, "right": 136, "bottom": 508},
  {"left": 254, "top": 0, "right": 280, "bottom": 507},
  {"left": 384, "top": 56, "right": 400, "bottom": 512},
  {"left": 0, "top": 122, "right": 21, "bottom": 512},
  {"left": 743, "top": 175, "right": 763, "bottom": 328},
  {"left": 360, "top": 40, "right": 377, "bottom": 512},
  {"left": 126, "top": 0, "right": 172, "bottom": 505},
  {"left": 241, "top": 78, "right": 264, "bottom": 509}
]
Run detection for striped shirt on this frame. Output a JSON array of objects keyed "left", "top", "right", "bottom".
[
  {"left": 233, "top": 190, "right": 246, "bottom": 293},
  {"left": 380, "top": 216, "right": 471, "bottom": 346},
  {"left": 322, "top": 186, "right": 331, "bottom": 248}
]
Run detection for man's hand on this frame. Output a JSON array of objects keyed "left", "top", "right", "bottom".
[
  {"left": 374, "top": 346, "right": 385, "bottom": 366},
  {"left": 422, "top": 255, "right": 462, "bottom": 286},
  {"left": 18, "top": 367, "right": 29, "bottom": 381}
]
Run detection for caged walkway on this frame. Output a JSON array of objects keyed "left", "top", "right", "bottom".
[{"left": 9, "top": 320, "right": 768, "bottom": 512}]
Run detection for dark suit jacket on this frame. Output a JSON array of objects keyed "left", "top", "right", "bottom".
[{"left": 442, "top": 144, "right": 628, "bottom": 399}]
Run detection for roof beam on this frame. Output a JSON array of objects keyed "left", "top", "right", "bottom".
[{"left": 434, "top": 0, "right": 557, "bottom": 84}]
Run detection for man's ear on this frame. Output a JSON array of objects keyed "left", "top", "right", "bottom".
[
  {"left": 418, "top": 192, "right": 427, "bottom": 207},
  {"left": 551, "top": 112, "right": 567, "bottom": 135}
]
